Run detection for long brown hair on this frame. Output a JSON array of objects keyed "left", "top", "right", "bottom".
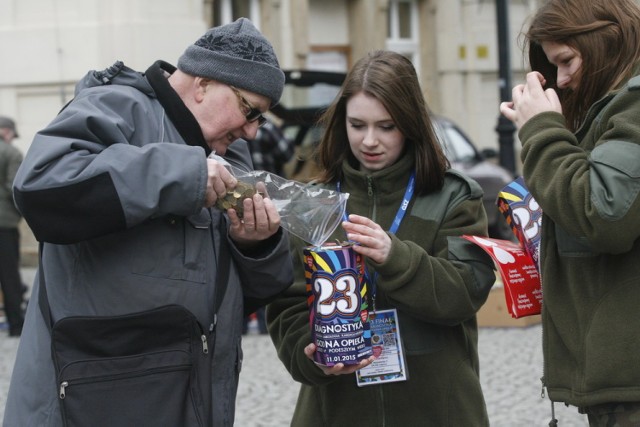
[
  {"left": 524, "top": 0, "right": 640, "bottom": 131},
  {"left": 315, "top": 50, "right": 449, "bottom": 195}
]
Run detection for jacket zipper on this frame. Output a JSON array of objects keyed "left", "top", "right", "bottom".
[
  {"left": 370, "top": 175, "right": 386, "bottom": 426},
  {"left": 196, "top": 320, "right": 209, "bottom": 354},
  {"left": 538, "top": 221, "right": 557, "bottom": 426},
  {"left": 59, "top": 363, "right": 191, "bottom": 399},
  {"left": 367, "top": 176, "right": 377, "bottom": 221},
  {"left": 378, "top": 386, "right": 386, "bottom": 426}
]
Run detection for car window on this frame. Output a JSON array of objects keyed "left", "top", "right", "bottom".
[
  {"left": 280, "top": 82, "right": 341, "bottom": 110},
  {"left": 282, "top": 124, "right": 323, "bottom": 149},
  {"left": 434, "top": 121, "right": 477, "bottom": 163}
]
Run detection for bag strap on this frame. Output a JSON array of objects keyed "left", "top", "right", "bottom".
[
  {"left": 38, "top": 215, "right": 232, "bottom": 332},
  {"left": 213, "top": 216, "right": 230, "bottom": 326},
  {"left": 37, "top": 242, "right": 53, "bottom": 331}
]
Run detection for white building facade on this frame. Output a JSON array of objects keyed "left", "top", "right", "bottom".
[{"left": 1, "top": 0, "right": 542, "bottom": 257}]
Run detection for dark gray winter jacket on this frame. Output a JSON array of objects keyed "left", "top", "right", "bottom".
[{"left": 4, "top": 60, "right": 293, "bottom": 427}]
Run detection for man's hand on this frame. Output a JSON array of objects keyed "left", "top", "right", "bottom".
[
  {"left": 228, "top": 182, "right": 281, "bottom": 246},
  {"left": 205, "top": 158, "right": 237, "bottom": 207}
]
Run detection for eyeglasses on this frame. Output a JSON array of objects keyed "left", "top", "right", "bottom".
[{"left": 229, "top": 86, "right": 267, "bottom": 127}]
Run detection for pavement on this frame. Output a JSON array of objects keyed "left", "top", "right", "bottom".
[{"left": 0, "top": 267, "right": 589, "bottom": 426}]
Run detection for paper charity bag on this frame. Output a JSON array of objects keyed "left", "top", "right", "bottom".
[
  {"left": 463, "top": 235, "right": 542, "bottom": 318},
  {"left": 461, "top": 176, "right": 544, "bottom": 318}
]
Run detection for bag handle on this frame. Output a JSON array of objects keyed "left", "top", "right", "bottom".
[{"left": 38, "top": 214, "right": 231, "bottom": 332}]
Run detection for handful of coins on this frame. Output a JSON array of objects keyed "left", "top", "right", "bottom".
[{"left": 215, "top": 181, "right": 261, "bottom": 218}]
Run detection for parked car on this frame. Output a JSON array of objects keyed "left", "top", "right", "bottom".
[
  {"left": 431, "top": 115, "right": 515, "bottom": 240},
  {"left": 270, "top": 69, "right": 515, "bottom": 240}
]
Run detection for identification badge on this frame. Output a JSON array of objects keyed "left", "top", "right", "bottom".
[{"left": 356, "top": 308, "right": 408, "bottom": 386}]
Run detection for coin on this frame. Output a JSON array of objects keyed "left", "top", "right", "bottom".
[{"left": 214, "top": 181, "right": 258, "bottom": 218}]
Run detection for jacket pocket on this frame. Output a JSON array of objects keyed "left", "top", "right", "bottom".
[
  {"left": 130, "top": 209, "right": 213, "bottom": 283},
  {"left": 398, "top": 310, "right": 446, "bottom": 354},
  {"left": 555, "top": 226, "right": 597, "bottom": 257},
  {"left": 583, "top": 278, "right": 640, "bottom": 390}
]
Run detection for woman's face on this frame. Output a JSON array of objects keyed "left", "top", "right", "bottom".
[
  {"left": 345, "top": 91, "right": 405, "bottom": 173},
  {"left": 541, "top": 41, "right": 582, "bottom": 90}
]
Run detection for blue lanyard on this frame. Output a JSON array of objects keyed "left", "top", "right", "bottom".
[
  {"left": 337, "top": 171, "right": 415, "bottom": 232},
  {"left": 337, "top": 171, "right": 416, "bottom": 307}
]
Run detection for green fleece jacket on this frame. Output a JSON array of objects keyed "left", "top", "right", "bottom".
[
  {"left": 519, "top": 74, "right": 640, "bottom": 408},
  {"left": 267, "top": 154, "right": 495, "bottom": 426}
]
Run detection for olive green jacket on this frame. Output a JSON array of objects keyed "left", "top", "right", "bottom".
[
  {"left": 267, "top": 154, "right": 495, "bottom": 426},
  {"left": 519, "top": 74, "right": 640, "bottom": 407}
]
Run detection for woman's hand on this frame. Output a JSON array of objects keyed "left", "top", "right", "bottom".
[
  {"left": 342, "top": 214, "right": 391, "bottom": 264},
  {"left": 499, "top": 71, "right": 562, "bottom": 130}
]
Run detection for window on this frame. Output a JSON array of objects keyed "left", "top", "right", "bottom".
[
  {"left": 386, "top": 0, "right": 420, "bottom": 69},
  {"left": 214, "top": 0, "right": 261, "bottom": 28}
]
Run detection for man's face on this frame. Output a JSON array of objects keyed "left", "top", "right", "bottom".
[
  {"left": 193, "top": 80, "right": 269, "bottom": 155},
  {"left": 0, "top": 128, "right": 15, "bottom": 143}
]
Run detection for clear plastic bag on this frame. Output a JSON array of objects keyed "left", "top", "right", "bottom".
[{"left": 210, "top": 154, "right": 349, "bottom": 247}]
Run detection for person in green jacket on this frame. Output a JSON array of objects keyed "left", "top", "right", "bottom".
[
  {"left": 267, "top": 50, "right": 496, "bottom": 427},
  {"left": 500, "top": 0, "right": 640, "bottom": 425}
]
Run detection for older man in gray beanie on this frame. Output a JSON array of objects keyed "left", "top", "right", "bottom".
[
  {"left": 177, "top": 17, "right": 284, "bottom": 107},
  {"left": 5, "top": 18, "right": 293, "bottom": 427}
]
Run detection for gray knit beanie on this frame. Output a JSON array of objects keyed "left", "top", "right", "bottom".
[
  {"left": 177, "top": 18, "right": 284, "bottom": 107},
  {"left": 0, "top": 116, "right": 18, "bottom": 137}
]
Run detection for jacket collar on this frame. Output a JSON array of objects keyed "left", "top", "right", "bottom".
[
  {"left": 145, "top": 60, "right": 211, "bottom": 156},
  {"left": 341, "top": 154, "right": 414, "bottom": 196}
]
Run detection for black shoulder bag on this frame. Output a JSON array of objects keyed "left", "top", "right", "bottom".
[{"left": 37, "top": 233, "right": 230, "bottom": 427}]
